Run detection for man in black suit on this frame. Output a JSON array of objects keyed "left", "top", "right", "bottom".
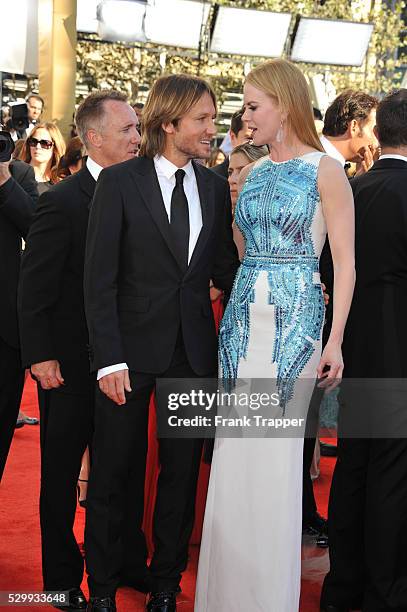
[
  {"left": 302, "top": 91, "right": 380, "bottom": 541},
  {"left": 18, "top": 91, "right": 143, "bottom": 611},
  {"left": 0, "top": 155, "right": 37, "bottom": 480},
  {"left": 321, "top": 89, "right": 407, "bottom": 611},
  {"left": 84, "top": 74, "right": 239, "bottom": 612},
  {"left": 211, "top": 107, "right": 252, "bottom": 179}
]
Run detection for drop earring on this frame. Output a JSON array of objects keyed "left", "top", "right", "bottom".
[{"left": 276, "top": 119, "right": 284, "bottom": 143}]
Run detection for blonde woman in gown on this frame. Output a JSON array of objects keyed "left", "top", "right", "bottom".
[{"left": 195, "top": 59, "right": 355, "bottom": 612}]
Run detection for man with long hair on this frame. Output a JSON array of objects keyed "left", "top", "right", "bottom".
[
  {"left": 84, "top": 75, "right": 239, "bottom": 612},
  {"left": 18, "top": 90, "right": 142, "bottom": 610}
]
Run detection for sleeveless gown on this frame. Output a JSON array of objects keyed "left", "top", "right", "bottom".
[{"left": 195, "top": 152, "right": 327, "bottom": 612}]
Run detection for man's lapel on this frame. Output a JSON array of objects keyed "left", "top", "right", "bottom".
[
  {"left": 129, "top": 157, "right": 215, "bottom": 274},
  {"left": 130, "top": 157, "right": 183, "bottom": 270},
  {"left": 79, "top": 165, "right": 96, "bottom": 204},
  {"left": 187, "top": 161, "right": 215, "bottom": 275}
]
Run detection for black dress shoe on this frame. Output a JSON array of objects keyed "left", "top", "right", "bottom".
[
  {"left": 320, "top": 441, "right": 337, "bottom": 457},
  {"left": 303, "top": 511, "right": 327, "bottom": 535},
  {"left": 53, "top": 588, "right": 87, "bottom": 610},
  {"left": 146, "top": 591, "right": 176, "bottom": 612},
  {"left": 87, "top": 596, "right": 116, "bottom": 611}
]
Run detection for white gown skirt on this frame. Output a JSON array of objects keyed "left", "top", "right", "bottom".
[{"left": 195, "top": 272, "right": 321, "bottom": 612}]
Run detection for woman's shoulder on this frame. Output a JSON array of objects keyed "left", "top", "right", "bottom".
[{"left": 318, "top": 154, "right": 346, "bottom": 188}]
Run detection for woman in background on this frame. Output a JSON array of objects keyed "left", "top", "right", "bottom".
[
  {"left": 228, "top": 143, "right": 268, "bottom": 216},
  {"left": 227, "top": 143, "right": 269, "bottom": 260},
  {"left": 19, "top": 122, "right": 65, "bottom": 194},
  {"left": 207, "top": 146, "right": 226, "bottom": 168},
  {"left": 54, "top": 136, "right": 85, "bottom": 182}
]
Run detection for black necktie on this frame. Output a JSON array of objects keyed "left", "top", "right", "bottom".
[{"left": 170, "top": 169, "right": 190, "bottom": 272}]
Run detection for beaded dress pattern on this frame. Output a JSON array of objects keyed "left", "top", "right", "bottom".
[{"left": 219, "top": 152, "right": 326, "bottom": 409}]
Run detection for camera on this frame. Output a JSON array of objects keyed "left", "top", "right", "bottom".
[
  {"left": 8, "top": 102, "right": 30, "bottom": 133},
  {"left": 0, "top": 128, "right": 15, "bottom": 163}
]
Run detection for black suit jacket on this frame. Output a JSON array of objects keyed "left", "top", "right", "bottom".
[
  {"left": 343, "top": 158, "right": 407, "bottom": 377},
  {"left": 0, "top": 160, "right": 37, "bottom": 349},
  {"left": 210, "top": 157, "right": 229, "bottom": 180},
  {"left": 84, "top": 156, "right": 239, "bottom": 375},
  {"left": 18, "top": 166, "right": 96, "bottom": 392}
]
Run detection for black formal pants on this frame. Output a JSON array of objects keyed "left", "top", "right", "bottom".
[
  {"left": 0, "top": 337, "right": 25, "bottom": 482},
  {"left": 86, "top": 343, "right": 206, "bottom": 597},
  {"left": 302, "top": 437, "right": 317, "bottom": 522},
  {"left": 302, "top": 385, "right": 324, "bottom": 523},
  {"left": 302, "top": 311, "right": 331, "bottom": 524},
  {"left": 39, "top": 385, "right": 94, "bottom": 590},
  {"left": 321, "top": 437, "right": 407, "bottom": 611}
]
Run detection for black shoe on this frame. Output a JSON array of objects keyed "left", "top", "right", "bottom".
[
  {"left": 15, "top": 418, "right": 25, "bottom": 429},
  {"left": 320, "top": 442, "right": 337, "bottom": 457},
  {"left": 303, "top": 511, "right": 327, "bottom": 535},
  {"left": 120, "top": 573, "right": 151, "bottom": 594},
  {"left": 53, "top": 588, "right": 87, "bottom": 610},
  {"left": 87, "top": 596, "right": 116, "bottom": 612},
  {"left": 320, "top": 606, "right": 350, "bottom": 612},
  {"left": 146, "top": 591, "right": 177, "bottom": 612}
]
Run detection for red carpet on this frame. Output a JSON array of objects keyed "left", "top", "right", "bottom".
[{"left": 0, "top": 378, "right": 335, "bottom": 611}]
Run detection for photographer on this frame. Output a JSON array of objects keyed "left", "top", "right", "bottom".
[
  {"left": 7, "top": 94, "right": 44, "bottom": 141},
  {"left": 0, "top": 128, "right": 38, "bottom": 481}
]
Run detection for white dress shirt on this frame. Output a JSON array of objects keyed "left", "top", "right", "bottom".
[
  {"left": 379, "top": 154, "right": 407, "bottom": 163},
  {"left": 97, "top": 154, "right": 203, "bottom": 381},
  {"left": 86, "top": 156, "right": 103, "bottom": 181},
  {"left": 320, "top": 135, "right": 346, "bottom": 167},
  {"left": 154, "top": 154, "right": 203, "bottom": 263}
]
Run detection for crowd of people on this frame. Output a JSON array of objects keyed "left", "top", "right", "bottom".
[{"left": 1, "top": 58, "right": 407, "bottom": 612}]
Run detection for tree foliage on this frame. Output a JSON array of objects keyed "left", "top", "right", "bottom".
[{"left": 76, "top": 0, "right": 405, "bottom": 104}]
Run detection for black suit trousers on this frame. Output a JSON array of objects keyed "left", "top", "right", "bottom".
[
  {"left": 321, "top": 437, "right": 407, "bottom": 611},
  {"left": 39, "top": 385, "right": 94, "bottom": 590},
  {"left": 0, "top": 338, "right": 25, "bottom": 481},
  {"left": 85, "top": 343, "right": 207, "bottom": 596}
]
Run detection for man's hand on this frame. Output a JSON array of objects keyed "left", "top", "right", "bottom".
[
  {"left": 0, "top": 161, "right": 11, "bottom": 187},
  {"left": 354, "top": 145, "right": 376, "bottom": 176},
  {"left": 210, "top": 286, "right": 223, "bottom": 302},
  {"left": 99, "top": 369, "right": 132, "bottom": 405},
  {"left": 31, "top": 360, "right": 64, "bottom": 390}
]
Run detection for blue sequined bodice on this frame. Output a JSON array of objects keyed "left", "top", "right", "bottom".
[
  {"left": 235, "top": 155, "right": 326, "bottom": 258},
  {"left": 219, "top": 153, "right": 327, "bottom": 409}
]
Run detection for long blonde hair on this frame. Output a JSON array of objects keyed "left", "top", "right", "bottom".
[{"left": 246, "top": 59, "right": 323, "bottom": 152}]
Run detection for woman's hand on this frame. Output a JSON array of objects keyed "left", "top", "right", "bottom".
[{"left": 317, "top": 340, "right": 344, "bottom": 392}]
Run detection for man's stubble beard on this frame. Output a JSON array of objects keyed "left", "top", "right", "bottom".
[{"left": 176, "top": 139, "right": 211, "bottom": 162}]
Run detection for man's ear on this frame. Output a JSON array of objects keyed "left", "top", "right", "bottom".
[
  {"left": 86, "top": 129, "right": 102, "bottom": 149},
  {"left": 348, "top": 119, "right": 359, "bottom": 138},
  {"left": 373, "top": 125, "right": 379, "bottom": 140},
  {"left": 162, "top": 121, "right": 176, "bottom": 135}
]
